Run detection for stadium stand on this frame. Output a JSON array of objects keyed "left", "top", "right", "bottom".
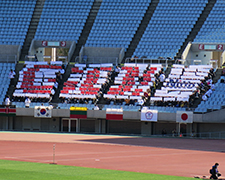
[
  {"left": 194, "top": 0, "right": 225, "bottom": 43},
  {"left": 105, "top": 63, "right": 161, "bottom": 97},
  {"left": 195, "top": 76, "right": 224, "bottom": 113},
  {"left": 101, "top": 63, "right": 164, "bottom": 111},
  {"left": 12, "top": 61, "right": 64, "bottom": 107},
  {"left": 34, "top": 0, "right": 94, "bottom": 41},
  {"left": 85, "top": 0, "right": 151, "bottom": 50},
  {"left": 0, "top": 63, "right": 16, "bottom": 103},
  {"left": 51, "top": 62, "right": 217, "bottom": 113},
  {"left": 0, "top": 0, "right": 36, "bottom": 46},
  {"left": 0, "top": 0, "right": 223, "bottom": 113},
  {"left": 58, "top": 63, "right": 113, "bottom": 109},
  {"left": 133, "top": 0, "right": 208, "bottom": 59},
  {"left": 155, "top": 64, "right": 216, "bottom": 113}
]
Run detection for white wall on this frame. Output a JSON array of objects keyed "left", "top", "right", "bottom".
[{"left": 186, "top": 49, "right": 213, "bottom": 65}]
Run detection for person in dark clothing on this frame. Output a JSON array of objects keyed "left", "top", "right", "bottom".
[
  {"left": 210, "top": 163, "right": 221, "bottom": 179},
  {"left": 34, "top": 54, "right": 38, "bottom": 62}
]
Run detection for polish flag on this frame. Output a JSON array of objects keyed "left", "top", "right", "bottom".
[{"left": 106, "top": 108, "right": 123, "bottom": 120}]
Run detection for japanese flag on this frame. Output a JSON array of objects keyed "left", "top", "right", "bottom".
[{"left": 176, "top": 111, "right": 193, "bottom": 123}]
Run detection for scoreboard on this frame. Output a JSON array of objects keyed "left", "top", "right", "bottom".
[{"left": 198, "top": 44, "right": 224, "bottom": 51}]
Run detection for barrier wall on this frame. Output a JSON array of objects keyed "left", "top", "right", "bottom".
[{"left": 0, "top": 107, "right": 225, "bottom": 137}]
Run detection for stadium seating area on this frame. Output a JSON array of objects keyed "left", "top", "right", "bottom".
[
  {"left": 195, "top": 76, "right": 225, "bottom": 113},
  {"left": 1, "top": 0, "right": 225, "bottom": 114},
  {"left": 0, "top": 0, "right": 36, "bottom": 46},
  {"left": 194, "top": 0, "right": 225, "bottom": 43},
  {"left": 13, "top": 61, "right": 64, "bottom": 106},
  {"left": 159, "top": 64, "right": 211, "bottom": 100},
  {"left": 0, "top": 59, "right": 219, "bottom": 113},
  {"left": 0, "top": 63, "right": 15, "bottom": 103},
  {"left": 58, "top": 63, "right": 113, "bottom": 109},
  {"left": 85, "top": 0, "right": 151, "bottom": 50},
  {"left": 133, "top": 0, "right": 208, "bottom": 59},
  {"left": 105, "top": 63, "right": 161, "bottom": 97},
  {"left": 34, "top": 0, "right": 94, "bottom": 41},
  {"left": 1, "top": 0, "right": 222, "bottom": 60}
]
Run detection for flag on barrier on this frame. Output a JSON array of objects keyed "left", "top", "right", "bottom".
[
  {"left": 106, "top": 108, "right": 123, "bottom": 120},
  {"left": 0, "top": 107, "right": 16, "bottom": 116},
  {"left": 176, "top": 111, "right": 193, "bottom": 123},
  {"left": 70, "top": 107, "right": 87, "bottom": 119},
  {"left": 141, "top": 107, "right": 158, "bottom": 122},
  {"left": 34, "top": 106, "right": 52, "bottom": 118}
]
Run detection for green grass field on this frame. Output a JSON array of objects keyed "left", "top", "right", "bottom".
[{"left": 0, "top": 160, "right": 196, "bottom": 180}]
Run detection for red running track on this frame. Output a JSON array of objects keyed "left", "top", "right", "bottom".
[{"left": 0, "top": 132, "right": 225, "bottom": 178}]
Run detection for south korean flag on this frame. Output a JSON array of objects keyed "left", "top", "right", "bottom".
[{"left": 34, "top": 106, "right": 52, "bottom": 118}]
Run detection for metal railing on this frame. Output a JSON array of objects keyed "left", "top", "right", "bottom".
[
  {"left": 0, "top": 55, "right": 17, "bottom": 63},
  {"left": 157, "top": 131, "right": 225, "bottom": 139},
  {"left": 75, "top": 56, "right": 118, "bottom": 65},
  {"left": 125, "top": 58, "right": 175, "bottom": 68}
]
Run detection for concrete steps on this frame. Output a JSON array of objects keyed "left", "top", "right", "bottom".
[
  {"left": 176, "top": 0, "right": 217, "bottom": 59},
  {"left": 20, "top": 0, "right": 46, "bottom": 61},
  {"left": 70, "top": 0, "right": 103, "bottom": 62},
  {"left": 124, "top": 0, "right": 160, "bottom": 60}
]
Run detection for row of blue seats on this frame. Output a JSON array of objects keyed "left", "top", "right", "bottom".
[
  {"left": 35, "top": 37, "right": 79, "bottom": 41},
  {"left": 0, "top": 14, "right": 32, "bottom": 18},
  {"left": 2, "top": 0, "right": 36, "bottom": 3},
  {"left": 0, "top": 39, "right": 25, "bottom": 42},
  {"left": 42, "top": 12, "right": 90, "bottom": 16},
  {"left": 44, "top": 0, "right": 93, "bottom": 3},
  {"left": 103, "top": 0, "right": 151, "bottom": 2},
  {"left": 44, "top": 4, "right": 92, "bottom": 8},
  {"left": 86, "top": 44, "right": 128, "bottom": 49}
]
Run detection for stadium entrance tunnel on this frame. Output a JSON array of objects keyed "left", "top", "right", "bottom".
[
  {"left": 26, "top": 40, "right": 75, "bottom": 63},
  {"left": 182, "top": 43, "right": 225, "bottom": 68}
]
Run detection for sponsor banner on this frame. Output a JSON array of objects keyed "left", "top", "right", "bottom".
[
  {"left": 34, "top": 106, "right": 52, "bottom": 118},
  {"left": 141, "top": 108, "right": 158, "bottom": 122},
  {"left": 0, "top": 107, "right": 16, "bottom": 116},
  {"left": 176, "top": 111, "right": 193, "bottom": 123},
  {"left": 70, "top": 107, "right": 87, "bottom": 119},
  {"left": 106, "top": 108, "right": 123, "bottom": 120}
]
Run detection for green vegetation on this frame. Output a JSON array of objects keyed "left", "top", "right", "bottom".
[{"left": 0, "top": 160, "right": 195, "bottom": 180}]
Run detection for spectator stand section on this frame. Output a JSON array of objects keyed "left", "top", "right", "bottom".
[
  {"left": 103, "top": 63, "right": 163, "bottom": 111},
  {"left": 12, "top": 61, "right": 64, "bottom": 107},
  {"left": 194, "top": 0, "right": 225, "bottom": 43},
  {"left": 34, "top": 0, "right": 94, "bottom": 41},
  {"left": 85, "top": 0, "right": 151, "bottom": 50},
  {"left": 133, "top": 0, "right": 208, "bottom": 59},
  {"left": 195, "top": 75, "right": 224, "bottom": 113},
  {"left": 151, "top": 64, "right": 213, "bottom": 113},
  {"left": 0, "top": 0, "right": 36, "bottom": 46},
  {"left": 58, "top": 63, "right": 113, "bottom": 109},
  {"left": 0, "top": 63, "right": 16, "bottom": 103}
]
